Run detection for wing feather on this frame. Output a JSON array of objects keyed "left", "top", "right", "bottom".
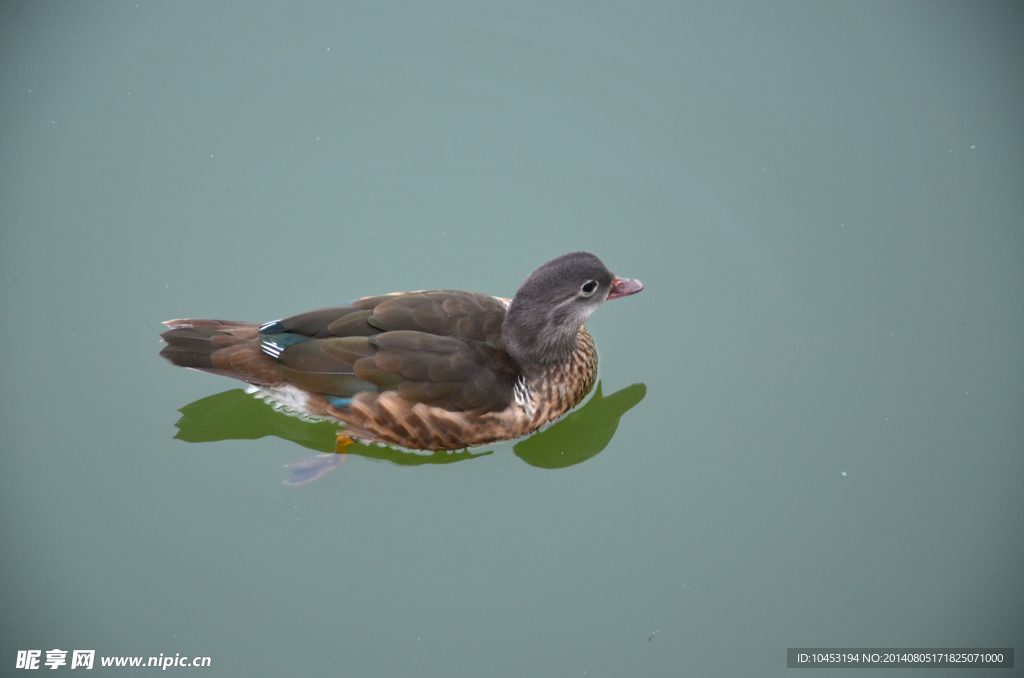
[{"left": 264, "top": 290, "right": 515, "bottom": 413}]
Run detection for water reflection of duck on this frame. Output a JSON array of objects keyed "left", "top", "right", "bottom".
[
  {"left": 160, "top": 252, "right": 643, "bottom": 451},
  {"left": 169, "top": 379, "right": 647, "bottom": 482}
]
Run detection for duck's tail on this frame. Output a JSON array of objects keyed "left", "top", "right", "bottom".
[{"left": 159, "top": 319, "right": 285, "bottom": 386}]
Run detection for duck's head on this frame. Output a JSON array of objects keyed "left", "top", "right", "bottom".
[{"left": 502, "top": 251, "right": 644, "bottom": 368}]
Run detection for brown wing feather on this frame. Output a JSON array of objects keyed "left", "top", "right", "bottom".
[
  {"left": 265, "top": 292, "right": 516, "bottom": 413},
  {"left": 269, "top": 291, "right": 505, "bottom": 341}
]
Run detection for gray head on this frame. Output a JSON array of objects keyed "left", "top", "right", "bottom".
[{"left": 502, "top": 251, "right": 643, "bottom": 368}]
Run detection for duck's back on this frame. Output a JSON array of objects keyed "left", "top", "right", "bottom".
[{"left": 257, "top": 290, "right": 519, "bottom": 414}]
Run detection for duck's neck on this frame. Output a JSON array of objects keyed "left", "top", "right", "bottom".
[{"left": 502, "top": 302, "right": 582, "bottom": 369}]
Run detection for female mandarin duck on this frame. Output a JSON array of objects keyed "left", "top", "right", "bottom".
[{"left": 160, "top": 252, "right": 643, "bottom": 451}]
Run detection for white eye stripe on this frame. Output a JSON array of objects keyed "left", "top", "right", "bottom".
[{"left": 580, "top": 280, "right": 599, "bottom": 297}]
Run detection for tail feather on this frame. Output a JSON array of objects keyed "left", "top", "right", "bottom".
[
  {"left": 160, "top": 319, "right": 284, "bottom": 386},
  {"left": 162, "top": 318, "right": 261, "bottom": 332}
]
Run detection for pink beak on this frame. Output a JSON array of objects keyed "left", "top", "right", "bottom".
[{"left": 607, "top": 275, "right": 644, "bottom": 300}]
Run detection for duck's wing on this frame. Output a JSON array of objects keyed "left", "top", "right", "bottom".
[
  {"left": 259, "top": 291, "right": 517, "bottom": 413},
  {"left": 259, "top": 290, "right": 507, "bottom": 341}
]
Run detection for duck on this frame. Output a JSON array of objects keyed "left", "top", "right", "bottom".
[{"left": 159, "top": 251, "right": 643, "bottom": 451}]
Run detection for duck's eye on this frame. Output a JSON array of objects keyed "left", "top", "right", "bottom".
[{"left": 580, "top": 280, "right": 599, "bottom": 297}]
